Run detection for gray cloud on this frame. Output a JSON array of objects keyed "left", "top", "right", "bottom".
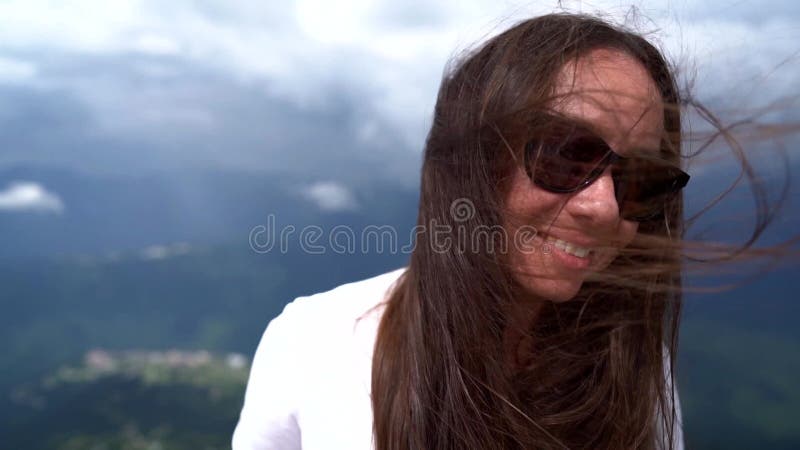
[{"left": 0, "top": 0, "right": 796, "bottom": 188}]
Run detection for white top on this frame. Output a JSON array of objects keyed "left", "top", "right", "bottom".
[{"left": 232, "top": 266, "right": 684, "bottom": 450}]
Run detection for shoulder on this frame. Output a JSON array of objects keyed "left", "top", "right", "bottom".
[
  {"left": 279, "top": 265, "right": 407, "bottom": 333},
  {"left": 655, "top": 344, "right": 685, "bottom": 450},
  {"left": 232, "top": 266, "right": 407, "bottom": 449},
  {"left": 257, "top": 265, "right": 408, "bottom": 368}
]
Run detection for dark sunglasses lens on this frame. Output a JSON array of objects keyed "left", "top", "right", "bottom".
[
  {"left": 527, "top": 130, "right": 610, "bottom": 192},
  {"left": 524, "top": 117, "right": 690, "bottom": 222},
  {"left": 614, "top": 160, "right": 688, "bottom": 220}
]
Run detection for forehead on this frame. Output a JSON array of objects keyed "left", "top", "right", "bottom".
[{"left": 551, "top": 48, "right": 664, "bottom": 156}]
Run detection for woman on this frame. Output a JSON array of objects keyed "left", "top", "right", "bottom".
[{"left": 234, "top": 13, "right": 692, "bottom": 450}]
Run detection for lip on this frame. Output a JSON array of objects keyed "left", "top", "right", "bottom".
[{"left": 549, "top": 240, "right": 592, "bottom": 269}]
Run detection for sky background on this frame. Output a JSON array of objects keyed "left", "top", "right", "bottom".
[
  {"left": 1, "top": 6, "right": 798, "bottom": 447},
  {"left": 0, "top": 0, "right": 798, "bottom": 215}
]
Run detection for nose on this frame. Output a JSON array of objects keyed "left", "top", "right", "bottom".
[{"left": 565, "top": 166, "right": 622, "bottom": 226}]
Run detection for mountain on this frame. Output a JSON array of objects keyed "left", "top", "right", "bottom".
[
  {"left": 0, "top": 165, "right": 419, "bottom": 262},
  {"left": 5, "top": 349, "right": 249, "bottom": 450},
  {"left": 0, "top": 163, "right": 798, "bottom": 449}
]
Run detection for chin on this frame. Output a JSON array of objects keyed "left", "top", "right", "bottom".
[{"left": 517, "top": 274, "right": 584, "bottom": 303}]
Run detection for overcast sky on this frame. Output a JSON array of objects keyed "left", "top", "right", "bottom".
[{"left": 0, "top": 0, "right": 797, "bottom": 192}]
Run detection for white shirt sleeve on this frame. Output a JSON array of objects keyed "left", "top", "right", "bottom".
[
  {"left": 669, "top": 367, "right": 686, "bottom": 450},
  {"left": 656, "top": 347, "right": 685, "bottom": 450},
  {"left": 232, "top": 299, "right": 305, "bottom": 450}
]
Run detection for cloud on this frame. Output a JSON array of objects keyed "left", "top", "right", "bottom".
[
  {"left": 131, "top": 33, "right": 182, "bottom": 56},
  {"left": 0, "top": 181, "right": 64, "bottom": 213},
  {"left": 0, "top": 56, "right": 37, "bottom": 83},
  {"left": 140, "top": 242, "right": 192, "bottom": 260},
  {"left": 0, "top": 0, "right": 796, "bottom": 185},
  {"left": 302, "top": 181, "right": 359, "bottom": 212}
]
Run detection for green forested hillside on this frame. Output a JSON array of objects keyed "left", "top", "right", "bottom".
[
  {"left": 1, "top": 243, "right": 798, "bottom": 449},
  {"left": 6, "top": 350, "right": 248, "bottom": 450}
]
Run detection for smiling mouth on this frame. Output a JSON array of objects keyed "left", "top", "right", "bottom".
[{"left": 541, "top": 233, "right": 593, "bottom": 259}]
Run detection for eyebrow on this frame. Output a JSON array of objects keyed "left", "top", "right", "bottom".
[{"left": 546, "top": 112, "right": 663, "bottom": 156}]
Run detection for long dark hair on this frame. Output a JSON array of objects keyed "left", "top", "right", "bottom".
[{"left": 371, "top": 12, "right": 790, "bottom": 450}]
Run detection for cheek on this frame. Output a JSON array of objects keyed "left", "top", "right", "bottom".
[
  {"left": 599, "top": 220, "right": 639, "bottom": 267},
  {"left": 620, "top": 220, "right": 639, "bottom": 247},
  {"left": 502, "top": 167, "right": 563, "bottom": 227}
]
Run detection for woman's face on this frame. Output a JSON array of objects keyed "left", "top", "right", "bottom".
[{"left": 503, "top": 48, "right": 665, "bottom": 303}]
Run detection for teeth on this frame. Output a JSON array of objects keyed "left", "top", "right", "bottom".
[
  {"left": 544, "top": 234, "right": 591, "bottom": 258},
  {"left": 571, "top": 246, "right": 590, "bottom": 258}
]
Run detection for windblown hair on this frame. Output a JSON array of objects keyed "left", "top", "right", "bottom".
[{"left": 372, "top": 13, "right": 699, "bottom": 450}]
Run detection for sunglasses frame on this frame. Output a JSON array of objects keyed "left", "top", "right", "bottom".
[{"left": 523, "top": 116, "right": 690, "bottom": 221}]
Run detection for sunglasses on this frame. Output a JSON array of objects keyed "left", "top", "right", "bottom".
[{"left": 523, "top": 114, "right": 690, "bottom": 221}]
